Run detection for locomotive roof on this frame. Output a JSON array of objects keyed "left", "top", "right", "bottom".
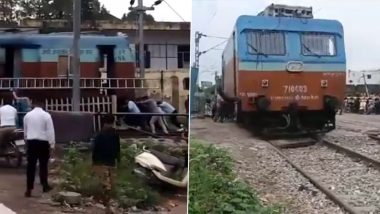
[
  {"left": 0, "top": 34, "right": 130, "bottom": 48},
  {"left": 234, "top": 15, "right": 344, "bottom": 36}
]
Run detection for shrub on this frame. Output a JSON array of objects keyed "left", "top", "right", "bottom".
[
  {"left": 59, "top": 143, "right": 161, "bottom": 209},
  {"left": 189, "top": 140, "right": 282, "bottom": 214}
]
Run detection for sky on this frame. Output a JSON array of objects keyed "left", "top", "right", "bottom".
[
  {"left": 99, "top": 0, "right": 191, "bottom": 22},
  {"left": 191, "top": 0, "right": 380, "bottom": 82}
]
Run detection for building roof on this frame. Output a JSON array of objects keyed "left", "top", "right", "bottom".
[{"left": 20, "top": 19, "right": 190, "bottom": 31}]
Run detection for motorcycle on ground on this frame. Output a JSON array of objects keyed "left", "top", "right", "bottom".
[
  {"left": 133, "top": 147, "right": 188, "bottom": 188},
  {"left": 0, "top": 129, "right": 25, "bottom": 167}
]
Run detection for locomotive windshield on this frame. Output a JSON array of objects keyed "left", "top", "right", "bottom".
[
  {"left": 245, "top": 30, "right": 285, "bottom": 55},
  {"left": 301, "top": 32, "right": 336, "bottom": 56}
]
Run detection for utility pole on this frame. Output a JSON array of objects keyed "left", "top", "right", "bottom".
[
  {"left": 362, "top": 73, "right": 369, "bottom": 97},
  {"left": 129, "top": 0, "right": 162, "bottom": 78},
  {"left": 194, "top": 31, "right": 203, "bottom": 69},
  {"left": 214, "top": 71, "right": 217, "bottom": 95},
  {"left": 72, "top": 0, "right": 81, "bottom": 112}
]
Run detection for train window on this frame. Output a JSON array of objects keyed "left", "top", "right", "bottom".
[
  {"left": 245, "top": 31, "right": 285, "bottom": 55},
  {"left": 301, "top": 33, "right": 336, "bottom": 56}
]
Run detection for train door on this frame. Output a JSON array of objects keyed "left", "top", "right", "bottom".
[
  {"left": 97, "top": 45, "right": 116, "bottom": 94},
  {"left": 2, "top": 47, "right": 22, "bottom": 88},
  {"left": 4, "top": 48, "right": 14, "bottom": 78}
]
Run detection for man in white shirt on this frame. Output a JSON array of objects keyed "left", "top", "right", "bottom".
[
  {"left": 0, "top": 100, "right": 18, "bottom": 150},
  {"left": 157, "top": 101, "right": 183, "bottom": 130},
  {"left": 23, "top": 101, "right": 55, "bottom": 197}
]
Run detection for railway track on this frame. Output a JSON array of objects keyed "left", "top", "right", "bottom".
[{"left": 267, "top": 137, "right": 380, "bottom": 214}]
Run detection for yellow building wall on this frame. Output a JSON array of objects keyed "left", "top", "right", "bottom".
[{"left": 145, "top": 69, "right": 189, "bottom": 113}]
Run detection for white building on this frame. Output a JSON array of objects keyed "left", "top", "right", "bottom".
[{"left": 347, "top": 69, "right": 380, "bottom": 85}]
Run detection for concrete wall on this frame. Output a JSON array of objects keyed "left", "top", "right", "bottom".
[
  {"left": 145, "top": 69, "right": 189, "bottom": 113},
  {"left": 128, "top": 30, "right": 190, "bottom": 70}
]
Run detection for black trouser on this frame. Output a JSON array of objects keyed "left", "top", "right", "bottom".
[
  {"left": 123, "top": 114, "right": 147, "bottom": 128},
  {"left": 170, "top": 110, "right": 181, "bottom": 128},
  {"left": 26, "top": 140, "right": 50, "bottom": 190}
]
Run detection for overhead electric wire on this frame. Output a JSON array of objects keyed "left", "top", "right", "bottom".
[
  {"left": 163, "top": 0, "right": 186, "bottom": 22},
  {"left": 200, "top": 40, "right": 227, "bottom": 55},
  {"left": 202, "top": 34, "right": 228, "bottom": 40}
]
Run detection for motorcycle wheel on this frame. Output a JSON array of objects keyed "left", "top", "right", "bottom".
[{"left": 5, "top": 141, "right": 23, "bottom": 168}]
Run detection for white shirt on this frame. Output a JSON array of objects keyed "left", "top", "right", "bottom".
[
  {"left": 360, "top": 101, "right": 366, "bottom": 110},
  {"left": 158, "top": 101, "right": 175, "bottom": 113},
  {"left": 0, "top": 105, "right": 17, "bottom": 127},
  {"left": 128, "top": 101, "right": 140, "bottom": 113},
  {"left": 23, "top": 107, "right": 55, "bottom": 148}
]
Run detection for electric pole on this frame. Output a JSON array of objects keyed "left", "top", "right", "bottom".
[
  {"left": 129, "top": 0, "right": 162, "bottom": 78},
  {"left": 362, "top": 73, "right": 369, "bottom": 97},
  {"left": 194, "top": 31, "right": 203, "bottom": 69},
  {"left": 72, "top": 0, "right": 81, "bottom": 112}
]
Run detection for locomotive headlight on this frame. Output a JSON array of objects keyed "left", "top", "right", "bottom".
[
  {"left": 321, "top": 80, "right": 328, "bottom": 88},
  {"left": 261, "top": 79, "right": 269, "bottom": 87},
  {"left": 286, "top": 61, "right": 304, "bottom": 72}
]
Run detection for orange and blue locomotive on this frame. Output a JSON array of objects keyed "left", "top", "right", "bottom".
[{"left": 221, "top": 5, "right": 346, "bottom": 134}]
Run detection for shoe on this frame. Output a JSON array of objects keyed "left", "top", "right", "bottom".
[
  {"left": 25, "top": 190, "right": 31, "bottom": 197},
  {"left": 43, "top": 185, "right": 52, "bottom": 193}
]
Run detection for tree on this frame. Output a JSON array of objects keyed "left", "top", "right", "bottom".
[
  {"left": 0, "top": 0, "right": 19, "bottom": 24},
  {"left": 124, "top": 11, "right": 155, "bottom": 22},
  {"left": 19, "top": 0, "right": 52, "bottom": 19},
  {"left": 18, "top": 0, "right": 113, "bottom": 21}
]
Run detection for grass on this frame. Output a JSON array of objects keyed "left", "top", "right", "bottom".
[
  {"left": 58, "top": 142, "right": 162, "bottom": 209},
  {"left": 189, "top": 140, "right": 283, "bottom": 214}
]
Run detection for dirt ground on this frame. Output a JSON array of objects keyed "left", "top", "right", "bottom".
[{"left": 0, "top": 157, "right": 187, "bottom": 214}]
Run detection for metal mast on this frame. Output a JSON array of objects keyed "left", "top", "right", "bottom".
[
  {"left": 129, "top": 0, "right": 162, "bottom": 78},
  {"left": 72, "top": 0, "right": 81, "bottom": 112}
]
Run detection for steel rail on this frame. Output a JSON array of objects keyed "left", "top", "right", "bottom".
[{"left": 266, "top": 140, "right": 360, "bottom": 214}]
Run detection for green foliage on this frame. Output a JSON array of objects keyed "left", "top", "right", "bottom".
[
  {"left": 122, "top": 11, "right": 155, "bottom": 22},
  {"left": 59, "top": 143, "right": 161, "bottom": 209},
  {"left": 189, "top": 141, "right": 282, "bottom": 214},
  {"left": 0, "top": 0, "right": 19, "bottom": 24},
  {"left": 60, "top": 146, "right": 102, "bottom": 197},
  {"left": 17, "top": 0, "right": 113, "bottom": 21}
]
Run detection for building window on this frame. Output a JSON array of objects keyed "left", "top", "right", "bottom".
[
  {"left": 177, "top": 45, "right": 190, "bottom": 69},
  {"left": 301, "top": 33, "right": 336, "bottom": 56},
  {"left": 135, "top": 44, "right": 150, "bottom": 68},
  {"left": 245, "top": 30, "right": 285, "bottom": 55},
  {"left": 183, "top": 77, "right": 189, "bottom": 90}
]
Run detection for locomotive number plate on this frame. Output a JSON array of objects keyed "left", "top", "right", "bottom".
[{"left": 284, "top": 85, "right": 308, "bottom": 94}]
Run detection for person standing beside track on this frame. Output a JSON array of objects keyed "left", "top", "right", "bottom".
[
  {"left": 214, "top": 92, "right": 225, "bottom": 122},
  {"left": 23, "top": 100, "right": 55, "bottom": 197},
  {"left": 92, "top": 114, "right": 120, "bottom": 214}
]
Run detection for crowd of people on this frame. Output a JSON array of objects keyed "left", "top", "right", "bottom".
[
  {"left": 119, "top": 96, "right": 185, "bottom": 134},
  {"left": 341, "top": 95, "right": 380, "bottom": 115},
  {"left": 0, "top": 90, "right": 188, "bottom": 214}
]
